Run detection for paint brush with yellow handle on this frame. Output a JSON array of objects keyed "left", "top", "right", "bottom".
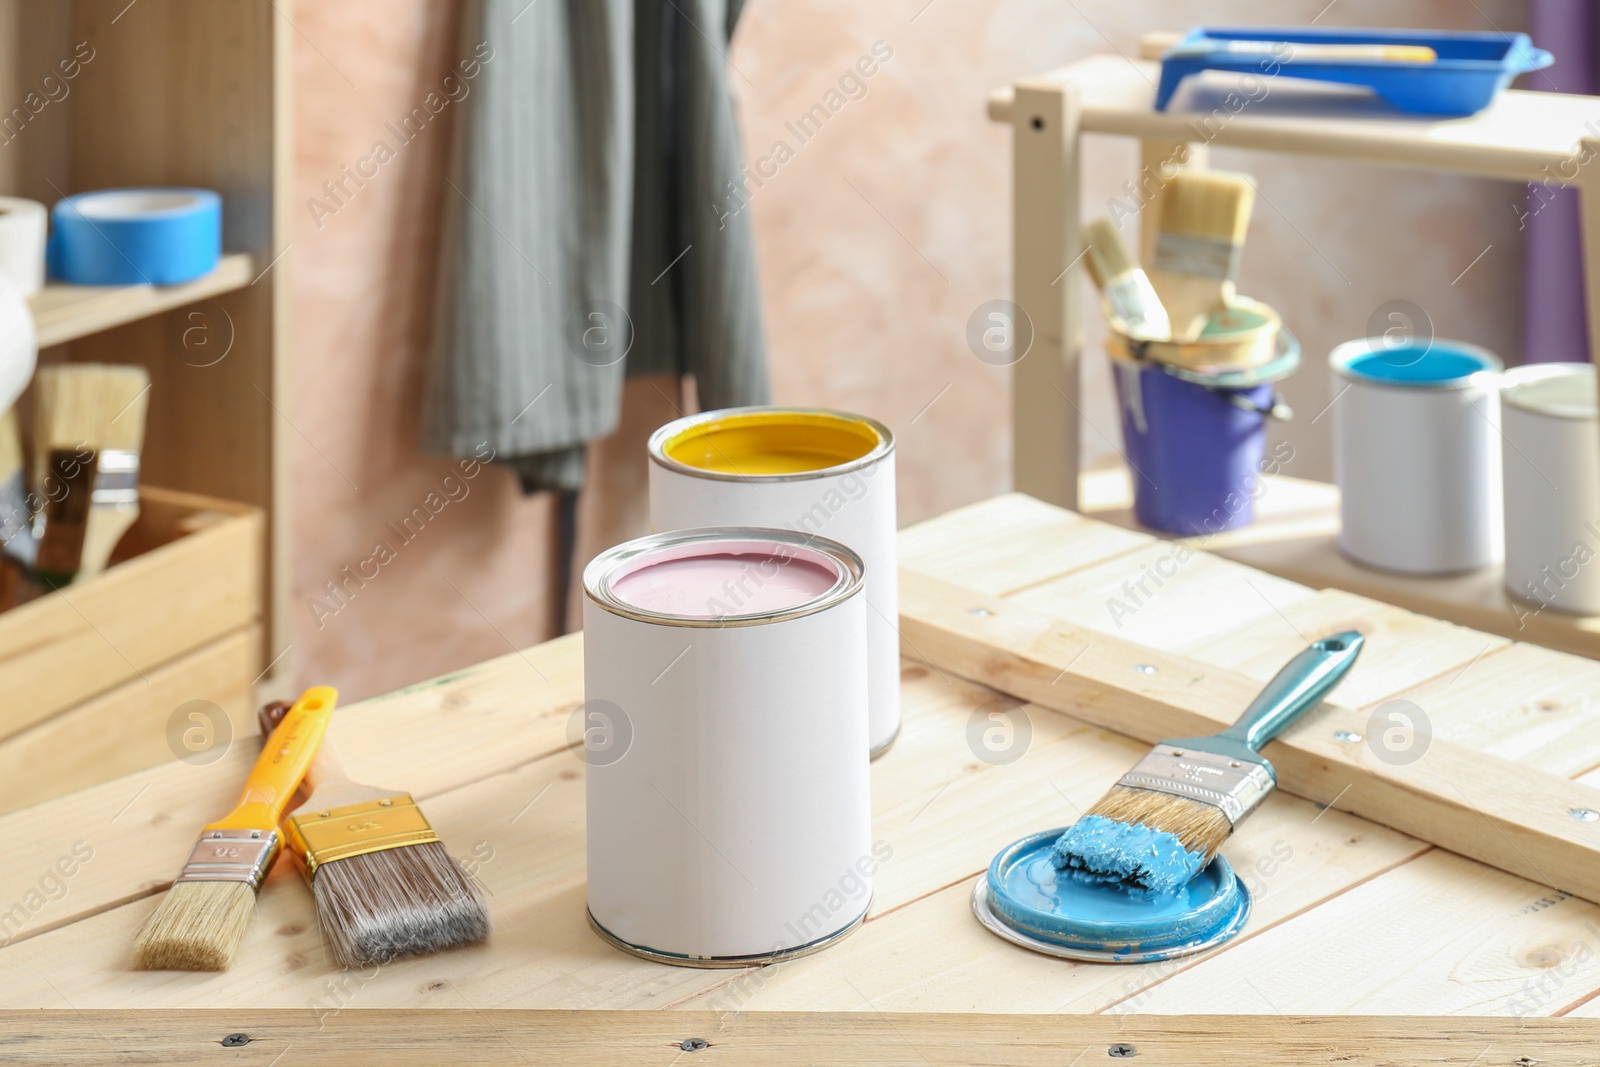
[
  {"left": 258, "top": 700, "right": 490, "bottom": 967},
  {"left": 133, "top": 687, "right": 337, "bottom": 971}
]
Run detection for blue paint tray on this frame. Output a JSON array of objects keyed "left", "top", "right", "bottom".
[{"left": 1157, "top": 27, "right": 1553, "bottom": 117}]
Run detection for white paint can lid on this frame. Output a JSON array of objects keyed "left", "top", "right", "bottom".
[{"left": 1501, "top": 363, "right": 1597, "bottom": 420}]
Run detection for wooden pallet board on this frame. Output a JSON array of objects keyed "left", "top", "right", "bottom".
[{"left": 3, "top": 494, "right": 1599, "bottom": 1056}]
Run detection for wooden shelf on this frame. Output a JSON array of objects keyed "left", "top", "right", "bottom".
[
  {"left": 26, "top": 252, "right": 255, "bottom": 348},
  {"left": 1080, "top": 466, "right": 1600, "bottom": 662},
  {"left": 987, "top": 55, "right": 1596, "bottom": 184}
]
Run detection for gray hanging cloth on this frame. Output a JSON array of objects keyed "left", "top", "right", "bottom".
[{"left": 423, "top": 0, "right": 768, "bottom": 492}]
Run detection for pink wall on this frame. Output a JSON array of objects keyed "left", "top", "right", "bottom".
[
  {"left": 292, "top": 2, "right": 559, "bottom": 700},
  {"left": 291, "top": 0, "right": 1530, "bottom": 699}
]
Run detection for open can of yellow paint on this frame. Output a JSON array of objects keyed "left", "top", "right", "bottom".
[{"left": 648, "top": 407, "right": 901, "bottom": 757}]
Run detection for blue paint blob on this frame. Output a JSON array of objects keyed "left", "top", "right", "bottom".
[
  {"left": 1050, "top": 815, "right": 1211, "bottom": 898},
  {"left": 983, "top": 828, "right": 1251, "bottom": 960}
]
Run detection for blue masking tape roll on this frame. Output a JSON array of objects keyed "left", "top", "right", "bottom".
[{"left": 48, "top": 188, "right": 221, "bottom": 286}]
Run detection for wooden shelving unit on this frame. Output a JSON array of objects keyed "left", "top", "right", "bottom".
[
  {"left": 0, "top": 2, "right": 289, "bottom": 800},
  {"left": 987, "top": 32, "right": 1600, "bottom": 510},
  {"left": 987, "top": 34, "right": 1600, "bottom": 663},
  {"left": 28, "top": 252, "right": 255, "bottom": 348}
]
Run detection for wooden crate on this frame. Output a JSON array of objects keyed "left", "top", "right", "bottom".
[{"left": 0, "top": 486, "right": 262, "bottom": 814}]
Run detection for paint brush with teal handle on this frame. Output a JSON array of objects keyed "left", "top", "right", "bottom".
[{"left": 1052, "top": 632, "right": 1365, "bottom": 897}]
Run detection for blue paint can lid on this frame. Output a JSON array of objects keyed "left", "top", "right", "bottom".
[{"left": 974, "top": 828, "right": 1251, "bottom": 963}]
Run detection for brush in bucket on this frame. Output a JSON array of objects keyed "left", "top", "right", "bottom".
[
  {"left": 1053, "top": 632, "right": 1364, "bottom": 896},
  {"left": 259, "top": 701, "right": 490, "bottom": 968}
]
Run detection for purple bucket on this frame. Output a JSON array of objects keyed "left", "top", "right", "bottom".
[{"left": 1113, "top": 362, "right": 1277, "bottom": 536}]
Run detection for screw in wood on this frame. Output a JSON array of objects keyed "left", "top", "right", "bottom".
[
  {"left": 967, "top": 607, "right": 992, "bottom": 617},
  {"left": 1108, "top": 1044, "right": 1137, "bottom": 1058},
  {"left": 1571, "top": 808, "right": 1599, "bottom": 822},
  {"left": 1134, "top": 664, "right": 1157, "bottom": 675},
  {"left": 220, "top": 1034, "right": 250, "bottom": 1048},
  {"left": 679, "top": 1038, "right": 710, "bottom": 1052},
  {"left": 1333, "top": 730, "right": 1363, "bottom": 743}
]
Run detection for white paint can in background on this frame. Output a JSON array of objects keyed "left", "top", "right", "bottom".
[
  {"left": 582, "top": 527, "right": 874, "bottom": 965},
  {"left": 1501, "top": 363, "right": 1600, "bottom": 615},
  {"left": 648, "top": 407, "right": 901, "bottom": 757},
  {"left": 1330, "top": 338, "right": 1503, "bottom": 575}
]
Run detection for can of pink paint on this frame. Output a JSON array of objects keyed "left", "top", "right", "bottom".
[
  {"left": 581, "top": 527, "right": 873, "bottom": 966},
  {"left": 648, "top": 407, "right": 901, "bottom": 757}
]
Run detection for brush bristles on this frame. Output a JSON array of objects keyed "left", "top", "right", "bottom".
[
  {"left": 1083, "top": 218, "right": 1137, "bottom": 289},
  {"left": 1157, "top": 171, "right": 1256, "bottom": 243},
  {"left": 0, "top": 408, "right": 21, "bottom": 481},
  {"left": 32, "top": 364, "right": 151, "bottom": 487},
  {"left": 1087, "top": 784, "right": 1235, "bottom": 863},
  {"left": 132, "top": 881, "right": 257, "bottom": 971},
  {"left": 312, "top": 841, "right": 489, "bottom": 968}
]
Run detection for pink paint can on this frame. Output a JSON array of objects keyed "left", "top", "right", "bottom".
[{"left": 582, "top": 527, "right": 873, "bottom": 965}]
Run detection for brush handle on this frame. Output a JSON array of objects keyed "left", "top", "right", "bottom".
[
  {"left": 259, "top": 698, "right": 357, "bottom": 792},
  {"left": 1217, "top": 632, "right": 1365, "bottom": 753},
  {"left": 209, "top": 687, "right": 337, "bottom": 832}
]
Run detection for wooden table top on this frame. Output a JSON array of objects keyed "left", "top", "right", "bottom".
[{"left": 5, "top": 494, "right": 1600, "bottom": 1063}]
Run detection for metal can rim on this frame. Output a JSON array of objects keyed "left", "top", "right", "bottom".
[
  {"left": 1329, "top": 337, "right": 1502, "bottom": 392},
  {"left": 647, "top": 406, "right": 895, "bottom": 483},
  {"left": 582, "top": 526, "right": 866, "bottom": 628},
  {"left": 1500, "top": 362, "right": 1597, "bottom": 421}
]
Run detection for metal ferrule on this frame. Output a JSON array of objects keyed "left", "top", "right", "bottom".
[
  {"left": 1154, "top": 232, "right": 1242, "bottom": 281},
  {"left": 286, "top": 796, "right": 439, "bottom": 878},
  {"left": 0, "top": 471, "right": 35, "bottom": 566},
  {"left": 92, "top": 449, "right": 141, "bottom": 506},
  {"left": 174, "top": 828, "right": 280, "bottom": 889},
  {"left": 1116, "top": 745, "right": 1276, "bottom": 825}
]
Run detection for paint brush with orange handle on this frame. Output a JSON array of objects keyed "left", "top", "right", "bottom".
[{"left": 133, "top": 687, "right": 338, "bottom": 970}]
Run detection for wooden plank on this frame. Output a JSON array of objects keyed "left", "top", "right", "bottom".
[
  {"left": 1, "top": 1011, "right": 1596, "bottom": 1066},
  {"left": 0, "top": 486, "right": 261, "bottom": 743},
  {"left": 987, "top": 56, "right": 1598, "bottom": 184},
  {"left": 897, "top": 493, "right": 1148, "bottom": 596},
  {"left": 1007, "top": 538, "right": 1316, "bottom": 653},
  {"left": 1578, "top": 137, "right": 1600, "bottom": 586},
  {"left": 1010, "top": 80, "right": 1080, "bottom": 508},
  {"left": 1184, "top": 587, "right": 1511, "bottom": 712},
  {"left": 27, "top": 253, "right": 254, "bottom": 347},
  {"left": 1120, "top": 849, "right": 1600, "bottom": 1016},
  {"left": 1354, "top": 639, "right": 1600, "bottom": 777},
  {"left": 0, "top": 626, "right": 258, "bottom": 816},
  {"left": 898, "top": 569, "right": 1600, "bottom": 906}
]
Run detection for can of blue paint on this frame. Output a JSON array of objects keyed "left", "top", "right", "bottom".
[{"left": 1330, "top": 338, "right": 1503, "bottom": 574}]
